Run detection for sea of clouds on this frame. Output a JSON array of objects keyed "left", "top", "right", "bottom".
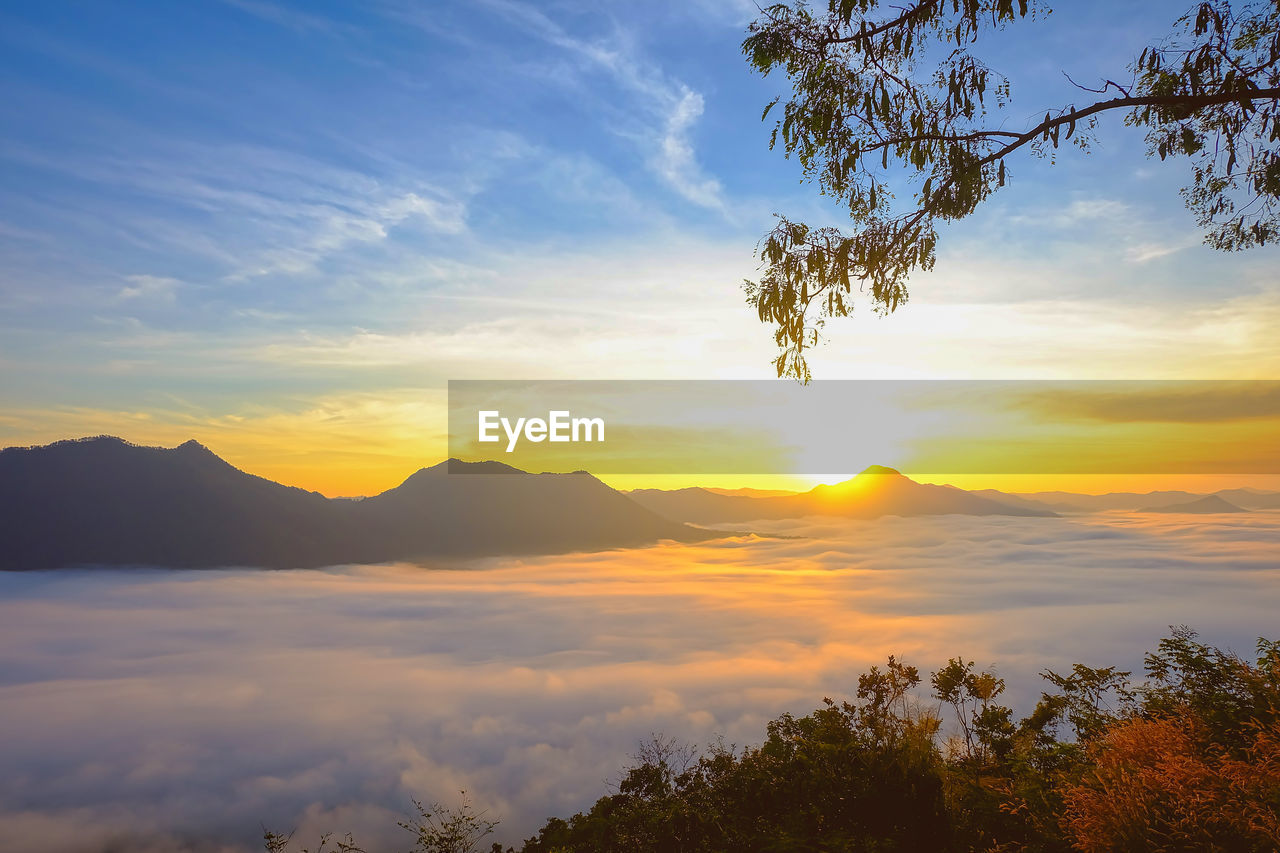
[{"left": 1, "top": 511, "right": 1278, "bottom": 851}]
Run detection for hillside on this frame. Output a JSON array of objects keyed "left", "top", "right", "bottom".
[
  {"left": 1139, "top": 494, "right": 1249, "bottom": 513},
  {"left": 0, "top": 437, "right": 712, "bottom": 570},
  {"left": 628, "top": 465, "right": 1055, "bottom": 525}
]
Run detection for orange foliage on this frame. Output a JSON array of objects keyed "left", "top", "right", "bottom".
[{"left": 1062, "top": 714, "right": 1280, "bottom": 851}]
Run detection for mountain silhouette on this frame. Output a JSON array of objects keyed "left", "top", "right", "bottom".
[
  {"left": 0, "top": 437, "right": 712, "bottom": 570},
  {"left": 353, "top": 459, "right": 716, "bottom": 557},
  {"left": 1138, "top": 495, "right": 1249, "bottom": 514},
  {"left": 970, "top": 487, "right": 1280, "bottom": 513},
  {"left": 628, "top": 465, "right": 1056, "bottom": 525},
  {"left": 974, "top": 489, "right": 1209, "bottom": 512},
  {"left": 1212, "top": 488, "right": 1280, "bottom": 510}
]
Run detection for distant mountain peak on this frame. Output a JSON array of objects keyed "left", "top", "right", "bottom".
[
  {"left": 629, "top": 463, "right": 1055, "bottom": 524},
  {"left": 415, "top": 459, "right": 603, "bottom": 479},
  {"left": 53, "top": 435, "right": 133, "bottom": 449},
  {"left": 857, "top": 465, "right": 903, "bottom": 477},
  {"left": 434, "top": 458, "right": 527, "bottom": 475},
  {"left": 1140, "top": 494, "right": 1248, "bottom": 514}
]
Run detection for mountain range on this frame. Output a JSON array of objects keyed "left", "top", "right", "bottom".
[
  {"left": 965, "top": 488, "right": 1279, "bottom": 513},
  {"left": 1, "top": 437, "right": 1273, "bottom": 570},
  {"left": 630, "top": 479, "right": 1279, "bottom": 523},
  {"left": 627, "top": 465, "right": 1058, "bottom": 524},
  {"left": 1138, "top": 495, "right": 1248, "bottom": 513},
  {"left": 0, "top": 437, "right": 709, "bottom": 570}
]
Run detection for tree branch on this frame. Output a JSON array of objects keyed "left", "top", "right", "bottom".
[
  {"left": 862, "top": 127, "right": 1022, "bottom": 153},
  {"left": 977, "top": 87, "right": 1280, "bottom": 169},
  {"left": 872, "top": 87, "right": 1280, "bottom": 292},
  {"left": 826, "top": 0, "right": 942, "bottom": 46}
]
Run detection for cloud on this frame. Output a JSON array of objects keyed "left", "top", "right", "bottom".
[
  {"left": 0, "top": 139, "right": 468, "bottom": 281},
  {"left": 218, "top": 0, "right": 347, "bottom": 35},
  {"left": 117, "top": 274, "right": 181, "bottom": 302},
  {"left": 1053, "top": 197, "right": 1132, "bottom": 225},
  {"left": 1, "top": 512, "right": 1278, "bottom": 851},
  {"left": 992, "top": 195, "right": 1203, "bottom": 267},
  {"left": 1011, "top": 382, "right": 1280, "bottom": 424},
  {"left": 459, "top": 0, "right": 727, "bottom": 211},
  {"left": 376, "top": 192, "right": 468, "bottom": 235},
  {"left": 229, "top": 187, "right": 467, "bottom": 280},
  {"left": 686, "top": 0, "right": 760, "bottom": 27},
  {"left": 1125, "top": 238, "right": 1197, "bottom": 263},
  {"left": 0, "top": 220, "right": 55, "bottom": 244},
  {"left": 234, "top": 237, "right": 767, "bottom": 375},
  {"left": 654, "top": 89, "right": 726, "bottom": 211}
]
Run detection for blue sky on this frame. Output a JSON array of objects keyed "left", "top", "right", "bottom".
[{"left": 1, "top": 0, "right": 1278, "bottom": 493}]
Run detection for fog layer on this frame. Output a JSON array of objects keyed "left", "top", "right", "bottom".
[{"left": 2, "top": 512, "right": 1278, "bottom": 851}]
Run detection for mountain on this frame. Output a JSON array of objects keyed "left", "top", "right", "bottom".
[
  {"left": 0, "top": 436, "right": 361, "bottom": 570},
  {"left": 963, "top": 489, "right": 1086, "bottom": 513},
  {"left": 1214, "top": 488, "right": 1280, "bottom": 510},
  {"left": 1138, "top": 495, "right": 1249, "bottom": 514},
  {"left": 353, "top": 459, "right": 714, "bottom": 557},
  {"left": 972, "top": 487, "right": 1280, "bottom": 513},
  {"left": 0, "top": 437, "right": 713, "bottom": 570},
  {"left": 702, "top": 486, "right": 800, "bottom": 498},
  {"left": 628, "top": 466, "right": 1055, "bottom": 525},
  {"left": 976, "top": 490, "right": 1208, "bottom": 513}
]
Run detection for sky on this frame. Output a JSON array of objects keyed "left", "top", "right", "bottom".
[{"left": 1, "top": 0, "right": 1279, "bottom": 495}]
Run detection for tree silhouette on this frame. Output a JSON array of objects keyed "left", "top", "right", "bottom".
[
  {"left": 262, "top": 630, "right": 1280, "bottom": 852},
  {"left": 742, "top": 0, "right": 1280, "bottom": 379}
]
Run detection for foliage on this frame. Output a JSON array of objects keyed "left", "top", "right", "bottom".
[
  {"left": 522, "top": 657, "right": 952, "bottom": 852},
  {"left": 263, "top": 830, "right": 366, "bottom": 853},
  {"left": 740, "top": 0, "right": 1280, "bottom": 379},
  {"left": 263, "top": 629, "right": 1280, "bottom": 852},
  {"left": 518, "top": 629, "right": 1279, "bottom": 852},
  {"left": 1061, "top": 714, "right": 1280, "bottom": 851},
  {"left": 1139, "top": 625, "right": 1280, "bottom": 751},
  {"left": 264, "top": 791, "right": 499, "bottom": 853},
  {"left": 399, "top": 793, "right": 500, "bottom": 853}
]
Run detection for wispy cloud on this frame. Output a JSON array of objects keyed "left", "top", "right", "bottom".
[
  {"left": 1055, "top": 197, "right": 1132, "bottom": 225},
  {"left": 218, "top": 0, "right": 349, "bottom": 35},
  {"left": 655, "top": 88, "right": 726, "bottom": 211},
  {"left": 0, "top": 220, "right": 54, "bottom": 244},
  {"left": 1003, "top": 196, "right": 1198, "bottom": 265},
  {"left": 416, "top": 0, "right": 729, "bottom": 211},
  {"left": 117, "top": 274, "right": 181, "bottom": 302},
  {"left": 1012, "top": 382, "right": 1280, "bottom": 424},
  {"left": 0, "top": 139, "right": 468, "bottom": 280},
  {"left": 1125, "top": 236, "right": 1200, "bottom": 263}
]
